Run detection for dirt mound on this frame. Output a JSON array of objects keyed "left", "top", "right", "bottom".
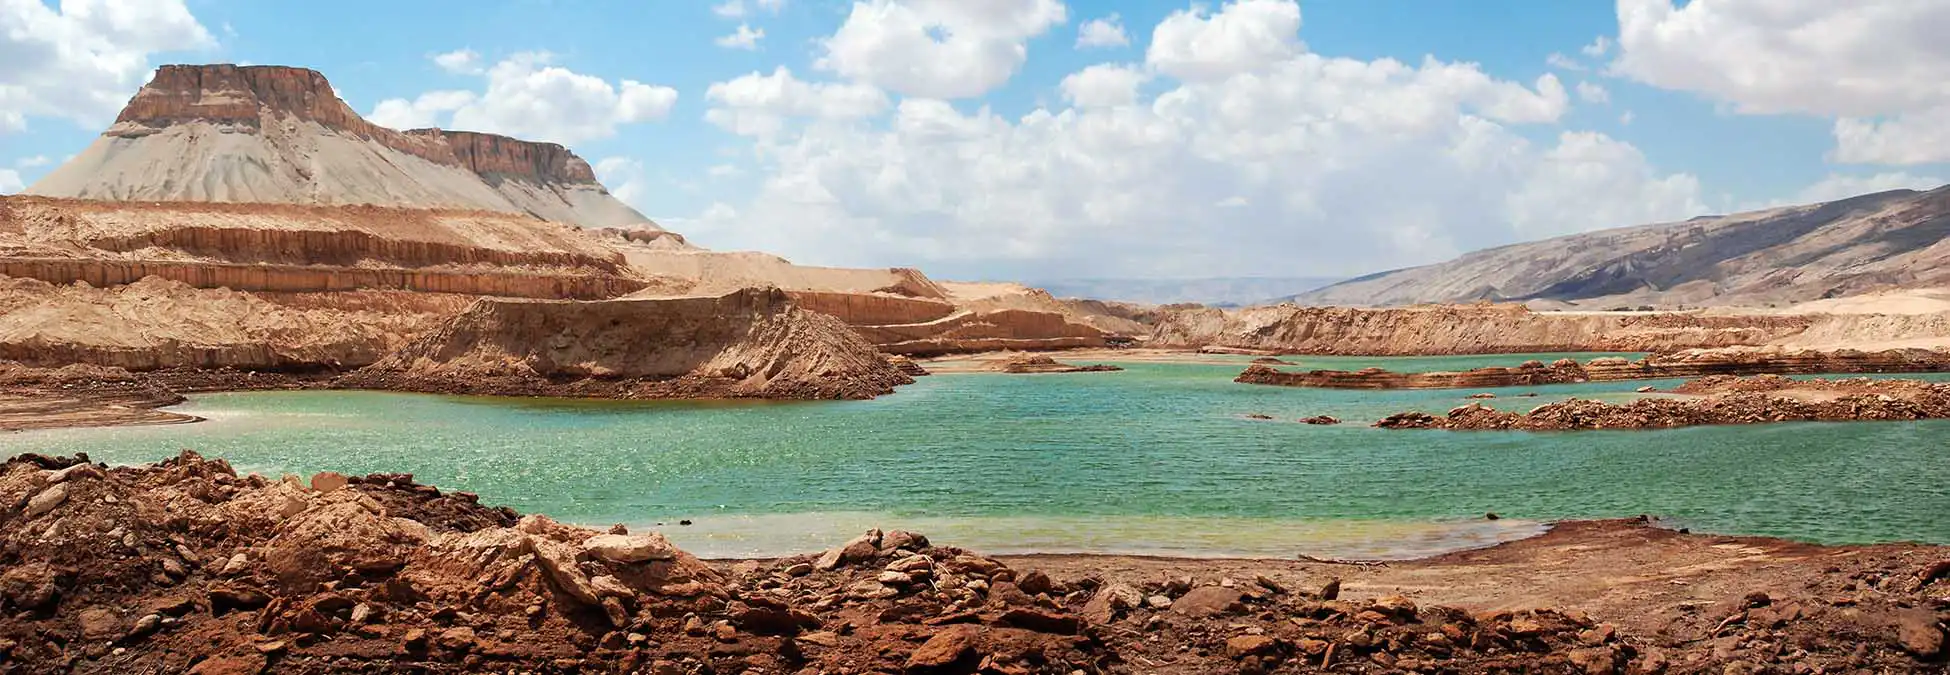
[
  {"left": 344, "top": 288, "right": 912, "bottom": 400},
  {"left": 4, "top": 452, "right": 1946, "bottom": 673}
]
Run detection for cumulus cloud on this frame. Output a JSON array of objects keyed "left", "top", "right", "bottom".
[
  {"left": 0, "top": 0, "right": 214, "bottom": 131},
  {"left": 1786, "top": 171, "right": 1945, "bottom": 205},
  {"left": 1576, "top": 81, "right": 1609, "bottom": 104},
  {"left": 433, "top": 49, "right": 482, "bottom": 74},
  {"left": 1059, "top": 64, "right": 1148, "bottom": 108},
  {"left": 692, "top": 0, "right": 1682, "bottom": 278},
  {"left": 15, "top": 155, "right": 49, "bottom": 168},
  {"left": 1076, "top": 14, "right": 1129, "bottom": 48},
  {"left": 371, "top": 52, "right": 678, "bottom": 145},
  {"left": 367, "top": 90, "right": 476, "bottom": 130},
  {"left": 713, "top": 0, "right": 786, "bottom": 19},
  {"left": 0, "top": 168, "right": 21, "bottom": 194},
  {"left": 816, "top": 0, "right": 1067, "bottom": 99},
  {"left": 1611, "top": 0, "right": 1950, "bottom": 164},
  {"left": 716, "top": 23, "right": 765, "bottom": 49},
  {"left": 595, "top": 157, "right": 652, "bottom": 207},
  {"left": 704, "top": 66, "right": 890, "bottom": 138},
  {"left": 1545, "top": 52, "right": 1584, "bottom": 72}
]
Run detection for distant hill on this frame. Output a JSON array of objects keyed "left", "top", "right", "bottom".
[
  {"left": 1036, "top": 277, "right": 1343, "bottom": 306},
  {"left": 1291, "top": 186, "right": 1950, "bottom": 308}
]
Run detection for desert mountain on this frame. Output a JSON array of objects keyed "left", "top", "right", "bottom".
[
  {"left": 1295, "top": 186, "right": 1950, "bottom": 308},
  {"left": 25, "top": 64, "right": 657, "bottom": 230}
]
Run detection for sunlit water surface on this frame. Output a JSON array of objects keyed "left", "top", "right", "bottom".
[{"left": 5, "top": 353, "right": 1947, "bottom": 559}]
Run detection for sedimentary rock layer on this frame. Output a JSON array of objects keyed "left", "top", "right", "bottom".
[
  {"left": 1152, "top": 303, "right": 1813, "bottom": 355},
  {"left": 1238, "top": 348, "right": 1950, "bottom": 390},
  {"left": 344, "top": 288, "right": 913, "bottom": 400},
  {"left": 1375, "top": 375, "right": 1950, "bottom": 431},
  {"left": 24, "top": 64, "right": 658, "bottom": 229},
  {"left": 858, "top": 309, "right": 1110, "bottom": 356}
]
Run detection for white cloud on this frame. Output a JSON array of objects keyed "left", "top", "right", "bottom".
[
  {"left": 1076, "top": 14, "right": 1129, "bottom": 48},
  {"left": 15, "top": 155, "right": 49, "bottom": 168},
  {"left": 0, "top": 168, "right": 21, "bottom": 194},
  {"left": 1612, "top": 0, "right": 1950, "bottom": 165},
  {"left": 1620, "top": 110, "right": 1635, "bottom": 125},
  {"left": 595, "top": 157, "right": 652, "bottom": 208},
  {"left": 697, "top": 20, "right": 1673, "bottom": 278},
  {"left": 0, "top": 0, "right": 214, "bottom": 132},
  {"left": 716, "top": 23, "right": 765, "bottom": 49},
  {"left": 816, "top": 0, "right": 1067, "bottom": 99},
  {"left": 708, "top": 164, "right": 744, "bottom": 179},
  {"left": 1575, "top": 81, "right": 1609, "bottom": 104},
  {"left": 1059, "top": 64, "right": 1149, "bottom": 108},
  {"left": 1545, "top": 52, "right": 1584, "bottom": 71},
  {"left": 1147, "top": 0, "right": 1303, "bottom": 82},
  {"left": 704, "top": 66, "right": 890, "bottom": 137},
  {"left": 433, "top": 49, "right": 482, "bottom": 74},
  {"left": 1832, "top": 107, "right": 1950, "bottom": 165},
  {"left": 367, "top": 90, "right": 476, "bottom": 130},
  {"left": 713, "top": 0, "right": 785, "bottom": 19},
  {"left": 1580, "top": 35, "right": 1611, "bottom": 58},
  {"left": 373, "top": 52, "right": 678, "bottom": 145}
]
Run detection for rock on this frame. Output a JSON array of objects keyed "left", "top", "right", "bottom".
[
  {"left": 220, "top": 553, "right": 251, "bottom": 576},
  {"left": 208, "top": 586, "right": 272, "bottom": 615},
  {"left": 1081, "top": 583, "right": 1144, "bottom": 624},
  {"left": 262, "top": 496, "right": 429, "bottom": 592},
  {"left": 402, "top": 628, "right": 428, "bottom": 651},
  {"left": 126, "top": 613, "right": 163, "bottom": 640},
  {"left": 799, "top": 631, "right": 840, "bottom": 647},
  {"left": 350, "top": 603, "right": 377, "bottom": 624},
  {"left": 0, "top": 563, "right": 60, "bottom": 610},
  {"left": 47, "top": 463, "right": 105, "bottom": 483},
  {"left": 1016, "top": 569, "right": 1052, "bottom": 595},
  {"left": 23, "top": 483, "right": 69, "bottom": 518},
  {"left": 1372, "top": 594, "right": 1418, "bottom": 618},
  {"left": 309, "top": 471, "right": 349, "bottom": 492},
  {"left": 1253, "top": 574, "right": 1286, "bottom": 594},
  {"left": 531, "top": 537, "right": 600, "bottom": 605},
  {"left": 602, "top": 597, "right": 630, "bottom": 628},
  {"left": 186, "top": 654, "right": 268, "bottom": 675},
  {"left": 582, "top": 532, "right": 678, "bottom": 563},
  {"left": 436, "top": 627, "right": 477, "bottom": 652},
  {"left": 906, "top": 624, "right": 981, "bottom": 670},
  {"left": 1895, "top": 609, "right": 1944, "bottom": 658},
  {"left": 590, "top": 575, "right": 634, "bottom": 599},
  {"left": 887, "top": 555, "right": 934, "bottom": 574},
  {"left": 1226, "top": 635, "right": 1279, "bottom": 659},
  {"left": 847, "top": 580, "right": 900, "bottom": 600},
  {"left": 1568, "top": 647, "right": 1620, "bottom": 674},
  {"left": 881, "top": 530, "right": 928, "bottom": 552},
  {"left": 817, "top": 530, "right": 884, "bottom": 570},
  {"left": 784, "top": 563, "right": 813, "bottom": 577},
  {"left": 1300, "top": 415, "right": 1342, "bottom": 425},
  {"left": 1319, "top": 578, "right": 1341, "bottom": 600},
  {"left": 1172, "top": 586, "right": 1245, "bottom": 617},
  {"left": 995, "top": 607, "right": 1081, "bottom": 635},
  {"left": 1636, "top": 386, "right": 1657, "bottom": 393},
  {"left": 79, "top": 607, "right": 122, "bottom": 641}
]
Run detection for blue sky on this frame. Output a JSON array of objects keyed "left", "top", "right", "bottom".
[{"left": 2, "top": 0, "right": 1945, "bottom": 281}]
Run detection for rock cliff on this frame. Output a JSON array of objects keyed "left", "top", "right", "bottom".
[
  {"left": 1151, "top": 303, "right": 1813, "bottom": 355},
  {"left": 25, "top": 64, "right": 659, "bottom": 230},
  {"left": 346, "top": 288, "right": 913, "bottom": 399}
]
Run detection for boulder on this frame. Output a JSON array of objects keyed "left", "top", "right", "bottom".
[
  {"left": 1171, "top": 586, "right": 1245, "bottom": 617},
  {"left": 583, "top": 532, "right": 678, "bottom": 564},
  {"left": 309, "top": 471, "right": 349, "bottom": 493},
  {"left": 23, "top": 483, "right": 68, "bottom": 518},
  {"left": 1895, "top": 610, "right": 1944, "bottom": 659},
  {"left": 815, "top": 530, "right": 883, "bottom": 571},
  {"left": 906, "top": 624, "right": 980, "bottom": 670},
  {"left": 261, "top": 495, "right": 430, "bottom": 592},
  {"left": 1081, "top": 583, "right": 1144, "bottom": 624},
  {"left": 0, "top": 563, "right": 60, "bottom": 611}
]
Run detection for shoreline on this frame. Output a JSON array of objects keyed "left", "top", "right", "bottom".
[{"left": 3, "top": 452, "right": 1945, "bottom": 672}]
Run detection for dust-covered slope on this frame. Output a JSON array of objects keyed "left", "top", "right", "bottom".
[
  {"left": 347, "top": 287, "right": 912, "bottom": 399},
  {"left": 1296, "top": 186, "right": 1950, "bottom": 308},
  {"left": 25, "top": 64, "right": 659, "bottom": 231}
]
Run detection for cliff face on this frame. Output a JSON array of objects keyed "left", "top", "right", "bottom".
[
  {"left": 28, "top": 64, "right": 660, "bottom": 231},
  {"left": 1149, "top": 303, "right": 1814, "bottom": 355}
]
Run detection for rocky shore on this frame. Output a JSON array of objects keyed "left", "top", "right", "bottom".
[
  {"left": 999, "top": 355, "right": 1123, "bottom": 374},
  {"left": 1375, "top": 375, "right": 1950, "bottom": 431},
  {"left": 1237, "top": 347, "right": 1950, "bottom": 390},
  {"left": 2, "top": 452, "right": 1946, "bottom": 673}
]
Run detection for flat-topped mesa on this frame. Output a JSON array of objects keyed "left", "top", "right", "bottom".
[{"left": 29, "top": 64, "right": 662, "bottom": 231}]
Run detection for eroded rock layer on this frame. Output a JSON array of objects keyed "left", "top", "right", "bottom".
[
  {"left": 343, "top": 288, "right": 913, "bottom": 400},
  {"left": 1376, "top": 375, "right": 1950, "bottom": 431},
  {"left": 1152, "top": 303, "right": 1814, "bottom": 355},
  {"left": 1238, "top": 347, "right": 1950, "bottom": 390}
]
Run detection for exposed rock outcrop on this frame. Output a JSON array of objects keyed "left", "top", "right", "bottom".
[
  {"left": 343, "top": 288, "right": 913, "bottom": 400},
  {"left": 999, "top": 355, "right": 1123, "bottom": 374},
  {"left": 1238, "top": 347, "right": 1950, "bottom": 390},
  {"left": 1153, "top": 302, "right": 1813, "bottom": 355},
  {"left": 25, "top": 64, "right": 658, "bottom": 230},
  {"left": 1376, "top": 375, "right": 1950, "bottom": 430}
]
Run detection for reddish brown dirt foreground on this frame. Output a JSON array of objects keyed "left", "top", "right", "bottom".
[{"left": 2, "top": 452, "right": 1946, "bottom": 673}]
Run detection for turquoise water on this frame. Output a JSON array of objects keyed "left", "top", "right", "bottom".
[{"left": 5, "top": 352, "right": 1948, "bottom": 559}]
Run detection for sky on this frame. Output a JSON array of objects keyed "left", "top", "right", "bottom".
[{"left": 1, "top": 0, "right": 1947, "bottom": 282}]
